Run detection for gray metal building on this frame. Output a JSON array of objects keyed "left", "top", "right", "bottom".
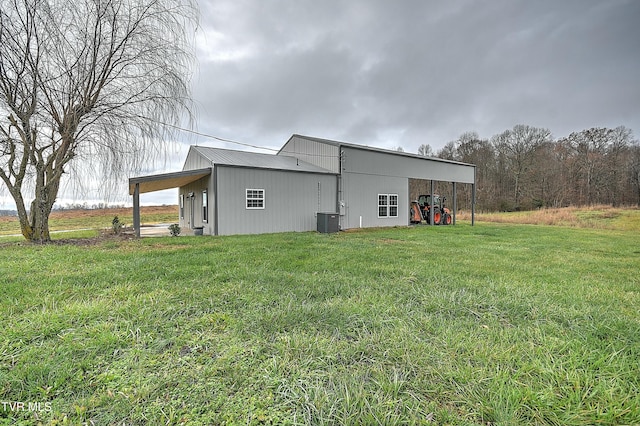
[
  {"left": 279, "top": 135, "right": 476, "bottom": 230},
  {"left": 129, "top": 134, "right": 476, "bottom": 236}
]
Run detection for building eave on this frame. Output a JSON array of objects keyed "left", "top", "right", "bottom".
[{"left": 128, "top": 168, "right": 211, "bottom": 195}]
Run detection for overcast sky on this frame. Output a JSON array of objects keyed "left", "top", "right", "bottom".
[
  {"left": 191, "top": 0, "right": 640, "bottom": 154},
  {"left": 3, "top": 0, "right": 639, "bottom": 209}
]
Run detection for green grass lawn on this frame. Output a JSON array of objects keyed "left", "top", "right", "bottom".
[{"left": 1, "top": 224, "right": 639, "bottom": 425}]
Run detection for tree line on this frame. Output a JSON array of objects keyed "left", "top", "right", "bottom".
[{"left": 418, "top": 125, "right": 640, "bottom": 211}]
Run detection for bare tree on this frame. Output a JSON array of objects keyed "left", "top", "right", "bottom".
[
  {"left": 606, "top": 126, "right": 634, "bottom": 206},
  {"left": 417, "top": 143, "right": 433, "bottom": 157},
  {"left": 0, "top": 0, "right": 196, "bottom": 241},
  {"left": 455, "top": 133, "right": 496, "bottom": 210},
  {"left": 630, "top": 143, "right": 640, "bottom": 206},
  {"left": 560, "top": 128, "right": 613, "bottom": 205},
  {"left": 436, "top": 141, "right": 457, "bottom": 161},
  {"left": 492, "top": 125, "right": 552, "bottom": 208}
]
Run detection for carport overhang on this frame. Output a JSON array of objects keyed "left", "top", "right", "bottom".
[{"left": 129, "top": 168, "right": 211, "bottom": 237}]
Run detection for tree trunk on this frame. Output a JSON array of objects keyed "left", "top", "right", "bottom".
[
  {"left": 6, "top": 187, "right": 34, "bottom": 241},
  {"left": 26, "top": 162, "right": 61, "bottom": 242},
  {"left": 29, "top": 197, "right": 53, "bottom": 242}
]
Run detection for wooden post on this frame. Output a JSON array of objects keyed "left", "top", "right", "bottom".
[{"left": 133, "top": 182, "right": 141, "bottom": 237}]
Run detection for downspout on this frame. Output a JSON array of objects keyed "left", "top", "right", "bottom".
[
  {"left": 337, "top": 148, "right": 343, "bottom": 229},
  {"left": 406, "top": 179, "right": 410, "bottom": 226},
  {"left": 213, "top": 165, "right": 219, "bottom": 236}
]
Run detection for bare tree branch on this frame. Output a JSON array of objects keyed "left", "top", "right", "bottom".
[{"left": 0, "top": 0, "right": 197, "bottom": 241}]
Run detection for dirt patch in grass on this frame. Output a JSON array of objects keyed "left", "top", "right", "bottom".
[{"left": 2, "top": 229, "right": 137, "bottom": 247}]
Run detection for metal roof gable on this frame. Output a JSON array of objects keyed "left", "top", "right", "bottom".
[
  {"left": 284, "top": 134, "right": 476, "bottom": 168},
  {"left": 190, "top": 145, "right": 334, "bottom": 174}
]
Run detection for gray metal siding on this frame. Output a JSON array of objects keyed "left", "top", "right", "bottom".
[
  {"left": 183, "top": 147, "right": 212, "bottom": 171},
  {"left": 341, "top": 172, "right": 408, "bottom": 229},
  {"left": 216, "top": 167, "right": 337, "bottom": 235},
  {"left": 175, "top": 137, "right": 474, "bottom": 235},
  {"left": 342, "top": 147, "right": 475, "bottom": 184},
  {"left": 178, "top": 175, "right": 212, "bottom": 234},
  {"left": 279, "top": 135, "right": 340, "bottom": 173}
]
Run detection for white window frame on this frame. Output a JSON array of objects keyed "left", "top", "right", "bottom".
[
  {"left": 179, "top": 194, "right": 184, "bottom": 219},
  {"left": 378, "top": 193, "right": 399, "bottom": 218},
  {"left": 246, "top": 189, "right": 265, "bottom": 209}
]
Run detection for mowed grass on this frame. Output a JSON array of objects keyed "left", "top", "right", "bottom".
[{"left": 1, "top": 223, "right": 639, "bottom": 425}]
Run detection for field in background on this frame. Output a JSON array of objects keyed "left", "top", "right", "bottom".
[
  {"left": 1, "top": 221, "right": 638, "bottom": 424},
  {"left": 0, "top": 205, "right": 178, "bottom": 236},
  {"left": 458, "top": 205, "right": 640, "bottom": 231}
]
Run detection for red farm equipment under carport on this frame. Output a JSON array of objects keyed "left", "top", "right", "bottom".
[{"left": 410, "top": 194, "right": 452, "bottom": 225}]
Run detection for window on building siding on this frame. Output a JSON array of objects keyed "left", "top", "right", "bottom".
[
  {"left": 246, "top": 189, "right": 265, "bottom": 209},
  {"left": 179, "top": 194, "right": 184, "bottom": 219},
  {"left": 378, "top": 194, "right": 398, "bottom": 218},
  {"left": 202, "top": 190, "right": 208, "bottom": 222}
]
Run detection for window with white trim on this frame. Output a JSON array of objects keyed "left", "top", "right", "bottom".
[
  {"left": 179, "top": 194, "right": 184, "bottom": 219},
  {"left": 378, "top": 194, "right": 398, "bottom": 218},
  {"left": 202, "top": 190, "right": 208, "bottom": 222},
  {"left": 246, "top": 189, "right": 265, "bottom": 209}
]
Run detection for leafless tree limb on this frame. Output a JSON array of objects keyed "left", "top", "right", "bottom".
[{"left": 0, "top": 0, "right": 197, "bottom": 241}]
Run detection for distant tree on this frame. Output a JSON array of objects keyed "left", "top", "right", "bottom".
[
  {"left": 434, "top": 131, "right": 492, "bottom": 210},
  {"left": 436, "top": 125, "right": 638, "bottom": 211},
  {"left": 395, "top": 146, "right": 405, "bottom": 152},
  {"left": 455, "top": 134, "right": 496, "bottom": 210},
  {"left": 527, "top": 141, "right": 568, "bottom": 208},
  {"left": 605, "top": 126, "right": 634, "bottom": 206},
  {"left": 0, "top": 0, "right": 197, "bottom": 242},
  {"left": 417, "top": 143, "right": 434, "bottom": 157},
  {"left": 492, "top": 125, "right": 552, "bottom": 208},
  {"left": 437, "top": 141, "right": 458, "bottom": 161},
  {"left": 560, "top": 128, "right": 613, "bottom": 205},
  {"left": 629, "top": 143, "right": 640, "bottom": 206}
]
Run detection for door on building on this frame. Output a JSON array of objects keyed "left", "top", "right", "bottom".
[{"left": 188, "top": 192, "right": 195, "bottom": 229}]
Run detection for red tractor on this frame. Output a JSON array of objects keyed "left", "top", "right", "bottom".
[{"left": 410, "top": 194, "right": 452, "bottom": 225}]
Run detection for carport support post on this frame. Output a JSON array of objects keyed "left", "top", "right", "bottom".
[
  {"left": 472, "top": 182, "right": 476, "bottom": 226},
  {"left": 133, "top": 183, "right": 141, "bottom": 237},
  {"left": 429, "top": 180, "right": 435, "bottom": 225},
  {"left": 452, "top": 182, "right": 457, "bottom": 225}
]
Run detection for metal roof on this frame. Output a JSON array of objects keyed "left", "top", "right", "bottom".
[
  {"left": 284, "top": 134, "right": 476, "bottom": 168},
  {"left": 192, "top": 146, "right": 334, "bottom": 174}
]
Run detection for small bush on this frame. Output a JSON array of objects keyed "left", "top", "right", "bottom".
[
  {"left": 168, "top": 223, "right": 181, "bottom": 237},
  {"left": 112, "top": 216, "right": 122, "bottom": 234}
]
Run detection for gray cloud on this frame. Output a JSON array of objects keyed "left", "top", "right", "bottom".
[{"left": 190, "top": 0, "right": 640, "bottom": 153}]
